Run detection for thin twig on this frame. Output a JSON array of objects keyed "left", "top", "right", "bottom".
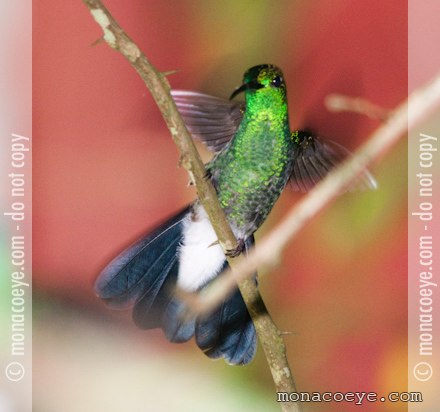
[
  {"left": 325, "top": 94, "right": 393, "bottom": 120},
  {"left": 82, "top": 1, "right": 301, "bottom": 411},
  {"left": 83, "top": 0, "right": 237, "bottom": 254},
  {"left": 181, "top": 71, "right": 440, "bottom": 317}
]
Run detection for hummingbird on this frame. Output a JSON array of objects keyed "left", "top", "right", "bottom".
[{"left": 95, "top": 64, "right": 376, "bottom": 365}]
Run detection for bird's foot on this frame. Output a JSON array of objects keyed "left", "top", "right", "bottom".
[{"left": 225, "top": 238, "right": 245, "bottom": 257}]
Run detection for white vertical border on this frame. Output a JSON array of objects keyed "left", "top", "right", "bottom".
[
  {"left": 408, "top": 1, "right": 440, "bottom": 411},
  {"left": 0, "top": 2, "right": 32, "bottom": 411}
]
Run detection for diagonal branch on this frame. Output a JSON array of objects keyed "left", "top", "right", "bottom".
[
  {"left": 82, "top": 1, "right": 301, "bottom": 411},
  {"left": 181, "top": 72, "right": 440, "bottom": 317},
  {"left": 83, "top": 0, "right": 238, "bottom": 255},
  {"left": 325, "top": 94, "right": 393, "bottom": 120}
]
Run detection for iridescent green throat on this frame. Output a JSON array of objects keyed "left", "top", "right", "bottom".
[{"left": 208, "top": 83, "right": 294, "bottom": 237}]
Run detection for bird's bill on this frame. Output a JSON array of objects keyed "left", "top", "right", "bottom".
[{"left": 229, "top": 80, "right": 263, "bottom": 100}]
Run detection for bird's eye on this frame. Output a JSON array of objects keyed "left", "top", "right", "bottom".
[{"left": 271, "top": 75, "right": 282, "bottom": 88}]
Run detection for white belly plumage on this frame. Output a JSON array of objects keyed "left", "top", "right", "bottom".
[{"left": 177, "top": 204, "right": 226, "bottom": 291}]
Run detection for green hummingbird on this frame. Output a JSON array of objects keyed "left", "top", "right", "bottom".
[{"left": 95, "top": 64, "right": 376, "bottom": 365}]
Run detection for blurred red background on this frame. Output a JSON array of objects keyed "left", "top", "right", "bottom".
[{"left": 33, "top": 1, "right": 408, "bottom": 411}]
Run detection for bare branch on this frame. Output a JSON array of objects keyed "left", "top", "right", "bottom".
[
  {"left": 325, "top": 94, "right": 393, "bottom": 120},
  {"left": 83, "top": 0, "right": 238, "bottom": 254},
  {"left": 182, "top": 71, "right": 440, "bottom": 317},
  {"left": 83, "top": 1, "right": 301, "bottom": 410}
]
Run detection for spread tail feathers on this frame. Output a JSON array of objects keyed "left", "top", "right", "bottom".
[
  {"left": 95, "top": 207, "right": 257, "bottom": 365},
  {"left": 195, "top": 237, "right": 257, "bottom": 365}
]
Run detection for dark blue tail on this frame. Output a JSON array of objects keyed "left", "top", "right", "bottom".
[{"left": 95, "top": 207, "right": 257, "bottom": 365}]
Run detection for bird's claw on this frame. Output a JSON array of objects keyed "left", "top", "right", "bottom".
[{"left": 225, "top": 239, "right": 245, "bottom": 257}]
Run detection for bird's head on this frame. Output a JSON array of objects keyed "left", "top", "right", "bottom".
[{"left": 230, "top": 64, "right": 286, "bottom": 100}]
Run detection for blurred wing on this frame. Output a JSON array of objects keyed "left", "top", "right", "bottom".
[
  {"left": 95, "top": 207, "right": 189, "bottom": 312},
  {"left": 289, "top": 130, "right": 377, "bottom": 192},
  {"left": 171, "top": 90, "right": 244, "bottom": 153}
]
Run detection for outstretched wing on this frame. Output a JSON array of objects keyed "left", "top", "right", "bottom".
[
  {"left": 95, "top": 207, "right": 189, "bottom": 314},
  {"left": 171, "top": 90, "right": 244, "bottom": 153},
  {"left": 172, "top": 92, "right": 376, "bottom": 192},
  {"left": 289, "top": 130, "right": 377, "bottom": 192}
]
